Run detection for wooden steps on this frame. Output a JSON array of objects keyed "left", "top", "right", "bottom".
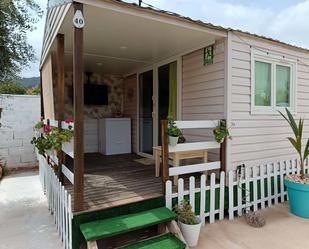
[
  {"left": 80, "top": 207, "right": 186, "bottom": 249},
  {"left": 118, "top": 233, "right": 186, "bottom": 249}
]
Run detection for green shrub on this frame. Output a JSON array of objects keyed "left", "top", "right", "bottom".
[{"left": 0, "top": 82, "right": 26, "bottom": 95}]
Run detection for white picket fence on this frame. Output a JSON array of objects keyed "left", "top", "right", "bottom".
[
  {"left": 38, "top": 153, "right": 73, "bottom": 249},
  {"left": 166, "top": 158, "right": 309, "bottom": 224}
]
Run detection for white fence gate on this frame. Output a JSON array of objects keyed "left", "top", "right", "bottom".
[
  {"left": 38, "top": 153, "right": 73, "bottom": 249},
  {"left": 166, "top": 158, "right": 309, "bottom": 224}
]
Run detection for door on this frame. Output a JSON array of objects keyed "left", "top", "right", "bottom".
[
  {"left": 158, "top": 61, "right": 177, "bottom": 145},
  {"left": 138, "top": 70, "right": 153, "bottom": 155},
  {"left": 138, "top": 61, "right": 178, "bottom": 156}
]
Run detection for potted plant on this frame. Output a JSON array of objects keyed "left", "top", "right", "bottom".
[
  {"left": 213, "top": 119, "right": 229, "bottom": 143},
  {"left": 280, "top": 108, "right": 309, "bottom": 218},
  {"left": 31, "top": 135, "right": 53, "bottom": 155},
  {"left": 174, "top": 200, "right": 202, "bottom": 247},
  {"left": 34, "top": 120, "right": 44, "bottom": 137},
  {"left": 61, "top": 118, "right": 74, "bottom": 157},
  {"left": 167, "top": 118, "right": 182, "bottom": 146}
]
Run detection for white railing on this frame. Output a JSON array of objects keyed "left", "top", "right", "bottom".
[
  {"left": 168, "top": 120, "right": 222, "bottom": 177},
  {"left": 38, "top": 154, "right": 73, "bottom": 249},
  {"left": 165, "top": 158, "right": 309, "bottom": 224},
  {"left": 166, "top": 172, "right": 225, "bottom": 224}
]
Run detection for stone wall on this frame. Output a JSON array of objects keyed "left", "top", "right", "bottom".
[
  {"left": 0, "top": 94, "right": 40, "bottom": 169},
  {"left": 53, "top": 72, "right": 124, "bottom": 119}
]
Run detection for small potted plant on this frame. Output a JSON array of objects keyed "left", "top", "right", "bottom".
[
  {"left": 174, "top": 200, "right": 202, "bottom": 247},
  {"left": 61, "top": 118, "right": 74, "bottom": 157},
  {"left": 167, "top": 118, "right": 182, "bottom": 146},
  {"left": 31, "top": 135, "right": 53, "bottom": 155},
  {"left": 213, "top": 119, "right": 229, "bottom": 143},
  {"left": 34, "top": 120, "right": 44, "bottom": 137},
  {"left": 280, "top": 108, "right": 309, "bottom": 218}
]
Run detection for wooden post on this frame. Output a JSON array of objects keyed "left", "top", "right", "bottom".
[
  {"left": 73, "top": 2, "right": 84, "bottom": 212},
  {"left": 220, "top": 121, "right": 227, "bottom": 172},
  {"left": 57, "top": 33, "right": 65, "bottom": 182},
  {"left": 161, "top": 120, "right": 169, "bottom": 194},
  {"left": 39, "top": 70, "right": 44, "bottom": 118}
]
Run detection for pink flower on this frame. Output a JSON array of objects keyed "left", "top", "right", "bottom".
[
  {"left": 44, "top": 124, "right": 52, "bottom": 133},
  {"left": 65, "top": 117, "right": 74, "bottom": 124}
]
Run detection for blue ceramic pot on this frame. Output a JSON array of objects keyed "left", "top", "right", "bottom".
[{"left": 285, "top": 179, "right": 309, "bottom": 218}]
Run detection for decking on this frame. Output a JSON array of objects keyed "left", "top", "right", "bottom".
[{"left": 65, "top": 153, "right": 163, "bottom": 213}]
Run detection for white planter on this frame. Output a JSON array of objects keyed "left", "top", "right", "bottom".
[
  {"left": 46, "top": 149, "right": 56, "bottom": 157},
  {"left": 34, "top": 128, "right": 44, "bottom": 138},
  {"left": 169, "top": 136, "right": 179, "bottom": 147},
  {"left": 179, "top": 217, "right": 202, "bottom": 247},
  {"left": 62, "top": 138, "right": 74, "bottom": 158}
]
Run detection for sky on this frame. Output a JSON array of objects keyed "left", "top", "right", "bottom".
[{"left": 21, "top": 0, "right": 309, "bottom": 78}]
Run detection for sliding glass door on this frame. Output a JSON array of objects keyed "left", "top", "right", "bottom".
[{"left": 138, "top": 61, "right": 177, "bottom": 156}]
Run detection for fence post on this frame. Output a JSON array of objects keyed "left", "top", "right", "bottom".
[{"left": 161, "top": 120, "right": 169, "bottom": 194}]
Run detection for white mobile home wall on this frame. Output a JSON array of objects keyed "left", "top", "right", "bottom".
[
  {"left": 182, "top": 39, "right": 226, "bottom": 162},
  {"left": 229, "top": 31, "right": 309, "bottom": 169}
]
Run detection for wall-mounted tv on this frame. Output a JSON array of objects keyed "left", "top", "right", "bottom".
[{"left": 84, "top": 84, "right": 108, "bottom": 105}]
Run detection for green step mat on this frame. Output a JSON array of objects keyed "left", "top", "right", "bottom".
[
  {"left": 80, "top": 207, "right": 177, "bottom": 242},
  {"left": 119, "top": 233, "right": 186, "bottom": 249}
]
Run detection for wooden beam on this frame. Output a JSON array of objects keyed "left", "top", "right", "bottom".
[
  {"left": 73, "top": 2, "right": 84, "bottom": 212},
  {"left": 161, "top": 120, "right": 169, "bottom": 194},
  {"left": 39, "top": 70, "right": 44, "bottom": 118},
  {"left": 57, "top": 33, "right": 65, "bottom": 182}
]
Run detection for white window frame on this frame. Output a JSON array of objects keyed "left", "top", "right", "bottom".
[{"left": 251, "top": 49, "right": 297, "bottom": 115}]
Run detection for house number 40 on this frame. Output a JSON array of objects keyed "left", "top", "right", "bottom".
[{"left": 73, "top": 10, "right": 85, "bottom": 29}]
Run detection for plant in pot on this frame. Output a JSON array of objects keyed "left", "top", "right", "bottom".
[
  {"left": 167, "top": 118, "right": 182, "bottom": 147},
  {"left": 60, "top": 118, "right": 74, "bottom": 156},
  {"left": 31, "top": 134, "right": 53, "bottom": 155},
  {"left": 213, "top": 119, "right": 229, "bottom": 143},
  {"left": 280, "top": 108, "right": 309, "bottom": 218},
  {"left": 174, "top": 200, "right": 202, "bottom": 247},
  {"left": 34, "top": 120, "right": 45, "bottom": 137}
]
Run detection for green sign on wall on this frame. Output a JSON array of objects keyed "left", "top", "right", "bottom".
[{"left": 204, "top": 45, "right": 214, "bottom": 66}]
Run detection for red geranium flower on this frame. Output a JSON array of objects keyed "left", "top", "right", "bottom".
[
  {"left": 65, "top": 117, "right": 74, "bottom": 124},
  {"left": 44, "top": 124, "right": 52, "bottom": 133}
]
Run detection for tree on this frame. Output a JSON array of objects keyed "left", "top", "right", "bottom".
[
  {"left": 0, "top": 0, "right": 43, "bottom": 81},
  {"left": 280, "top": 108, "right": 309, "bottom": 178},
  {"left": 0, "top": 81, "right": 26, "bottom": 94}
]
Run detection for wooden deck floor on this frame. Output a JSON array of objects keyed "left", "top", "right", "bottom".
[{"left": 65, "top": 153, "right": 163, "bottom": 213}]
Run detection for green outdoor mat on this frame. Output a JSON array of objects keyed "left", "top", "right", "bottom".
[
  {"left": 80, "top": 207, "right": 176, "bottom": 241},
  {"left": 119, "top": 233, "right": 186, "bottom": 249}
]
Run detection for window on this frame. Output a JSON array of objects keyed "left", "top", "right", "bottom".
[{"left": 252, "top": 52, "right": 296, "bottom": 114}]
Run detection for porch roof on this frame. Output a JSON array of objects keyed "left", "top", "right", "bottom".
[{"left": 43, "top": 0, "right": 226, "bottom": 75}]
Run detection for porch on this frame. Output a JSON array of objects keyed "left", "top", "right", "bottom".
[
  {"left": 65, "top": 153, "right": 162, "bottom": 212},
  {"left": 41, "top": 0, "right": 228, "bottom": 213}
]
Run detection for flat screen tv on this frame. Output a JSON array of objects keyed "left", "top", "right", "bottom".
[{"left": 84, "top": 84, "right": 108, "bottom": 105}]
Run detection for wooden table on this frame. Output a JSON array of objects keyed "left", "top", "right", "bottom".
[{"left": 153, "top": 146, "right": 208, "bottom": 184}]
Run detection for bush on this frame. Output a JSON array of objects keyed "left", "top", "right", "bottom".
[{"left": 0, "top": 82, "right": 26, "bottom": 95}]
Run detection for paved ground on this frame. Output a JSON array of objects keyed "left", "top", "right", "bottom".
[
  {"left": 0, "top": 172, "right": 62, "bottom": 249},
  {"left": 197, "top": 202, "right": 309, "bottom": 249},
  {"left": 1, "top": 172, "right": 309, "bottom": 249}
]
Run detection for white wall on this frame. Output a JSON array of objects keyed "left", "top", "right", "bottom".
[{"left": 0, "top": 94, "right": 40, "bottom": 169}]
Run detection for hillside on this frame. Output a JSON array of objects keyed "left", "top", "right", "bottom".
[{"left": 16, "top": 77, "right": 40, "bottom": 88}]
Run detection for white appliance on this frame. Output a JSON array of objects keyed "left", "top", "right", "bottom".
[
  {"left": 84, "top": 118, "right": 99, "bottom": 153},
  {"left": 99, "top": 118, "right": 131, "bottom": 155}
]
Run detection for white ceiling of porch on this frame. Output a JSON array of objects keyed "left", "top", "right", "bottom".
[{"left": 52, "top": 3, "right": 225, "bottom": 75}]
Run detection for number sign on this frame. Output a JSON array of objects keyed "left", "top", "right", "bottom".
[{"left": 73, "top": 10, "right": 85, "bottom": 29}]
